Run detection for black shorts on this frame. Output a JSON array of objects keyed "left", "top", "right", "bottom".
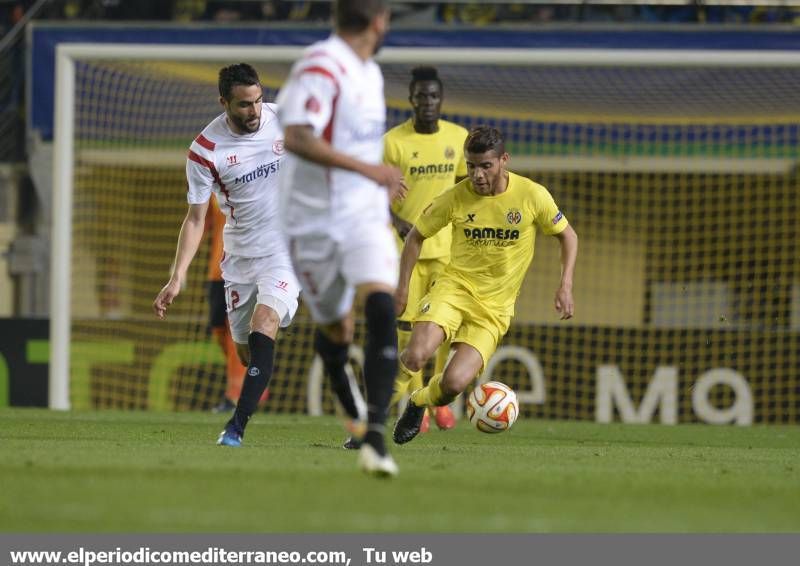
[{"left": 206, "top": 280, "right": 227, "bottom": 328}]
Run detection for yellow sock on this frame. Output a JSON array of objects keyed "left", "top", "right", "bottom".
[
  {"left": 390, "top": 380, "right": 409, "bottom": 406},
  {"left": 433, "top": 338, "right": 451, "bottom": 376},
  {"left": 408, "top": 367, "right": 424, "bottom": 394},
  {"left": 410, "top": 373, "right": 447, "bottom": 407},
  {"left": 391, "top": 356, "right": 421, "bottom": 406}
]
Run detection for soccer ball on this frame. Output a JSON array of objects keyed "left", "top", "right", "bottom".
[{"left": 466, "top": 381, "right": 519, "bottom": 433}]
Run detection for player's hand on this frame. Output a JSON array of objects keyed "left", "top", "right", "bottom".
[
  {"left": 554, "top": 286, "right": 574, "bottom": 320},
  {"left": 390, "top": 179, "right": 408, "bottom": 202},
  {"left": 394, "top": 287, "right": 409, "bottom": 316},
  {"left": 365, "top": 164, "right": 406, "bottom": 201},
  {"left": 153, "top": 279, "right": 181, "bottom": 319}
]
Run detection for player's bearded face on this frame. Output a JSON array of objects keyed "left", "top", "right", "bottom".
[
  {"left": 466, "top": 150, "right": 510, "bottom": 196},
  {"left": 223, "top": 84, "right": 263, "bottom": 134}
]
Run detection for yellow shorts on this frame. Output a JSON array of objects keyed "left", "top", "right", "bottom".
[
  {"left": 400, "top": 256, "right": 449, "bottom": 323},
  {"left": 413, "top": 278, "right": 511, "bottom": 369}
]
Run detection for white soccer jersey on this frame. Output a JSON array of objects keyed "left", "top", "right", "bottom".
[
  {"left": 186, "top": 102, "right": 286, "bottom": 258},
  {"left": 276, "top": 35, "right": 389, "bottom": 239}
]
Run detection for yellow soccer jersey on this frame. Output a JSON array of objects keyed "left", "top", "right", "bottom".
[
  {"left": 384, "top": 119, "right": 468, "bottom": 259},
  {"left": 415, "top": 171, "right": 568, "bottom": 317}
]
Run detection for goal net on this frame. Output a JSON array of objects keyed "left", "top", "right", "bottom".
[{"left": 52, "top": 45, "right": 800, "bottom": 423}]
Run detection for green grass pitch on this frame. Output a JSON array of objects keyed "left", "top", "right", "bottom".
[{"left": 1, "top": 409, "right": 797, "bottom": 532}]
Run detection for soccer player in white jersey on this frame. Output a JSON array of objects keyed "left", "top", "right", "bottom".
[
  {"left": 276, "top": 0, "right": 406, "bottom": 477},
  {"left": 153, "top": 64, "right": 306, "bottom": 447}
]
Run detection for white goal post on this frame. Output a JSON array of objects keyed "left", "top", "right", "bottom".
[{"left": 50, "top": 42, "right": 800, "bottom": 410}]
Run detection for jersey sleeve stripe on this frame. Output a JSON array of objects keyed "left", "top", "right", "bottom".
[
  {"left": 188, "top": 149, "right": 214, "bottom": 170},
  {"left": 299, "top": 66, "right": 340, "bottom": 92},
  {"left": 194, "top": 134, "right": 215, "bottom": 151},
  {"left": 306, "top": 51, "right": 347, "bottom": 74},
  {"left": 188, "top": 150, "right": 236, "bottom": 221},
  {"left": 295, "top": 66, "right": 339, "bottom": 144},
  {"left": 294, "top": 66, "right": 339, "bottom": 143},
  {"left": 323, "top": 92, "right": 338, "bottom": 144}
]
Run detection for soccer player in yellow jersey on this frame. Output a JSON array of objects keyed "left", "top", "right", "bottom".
[
  {"left": 392, "top": 125, "right": 578, "bottom": 444},
  {"left": 385, "top": 66, "right": 468, "bottom": 432}
]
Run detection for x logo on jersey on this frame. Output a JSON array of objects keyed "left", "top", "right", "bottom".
[
  {"left": 412, "top": 151, "right": 419, "bottom": 159},
  {"left": 466, "top": 214, "right": 476, "bottom": 222}
]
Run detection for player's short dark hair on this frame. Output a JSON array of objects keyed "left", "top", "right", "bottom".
[
  {"left": 218, "top": 63, "right": 260, "bottom": 101},
  {"left": 409, "top": 66, "right": 443, "bottom": 96},
  {"left": 465, "top": 126, "right": 506, "bottom": 156},
  {"left": 335, "top": 0, "right": 389, "bottom": 33}
]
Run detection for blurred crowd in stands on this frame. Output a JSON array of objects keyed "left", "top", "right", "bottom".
[{"left": 2, "top": 0, "right": 800, "bottom": 29}]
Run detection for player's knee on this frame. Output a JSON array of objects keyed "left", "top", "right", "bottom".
[
  {"left": 250, "top": 307, "right": 280, "bottom": 339},
  {"left": 401, "top": 347, "right": 429, "bottom": 373}
]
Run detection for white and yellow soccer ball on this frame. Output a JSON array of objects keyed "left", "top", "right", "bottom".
[{"left": 466, "top": 381, "right": 519, "bottom": 433}]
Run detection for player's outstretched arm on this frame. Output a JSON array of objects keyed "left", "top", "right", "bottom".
[
  {"left": 553, "top": 224, "right": 578, "bottom": 320},
  {"left": 153, "top": 201, "right": 209, "bottom": 319},
  {"left": 284, "top": 125, "right": 407, "bottom": 200},
  {"left": 395, "top": 227, "right": 426, "bottom": 315}
]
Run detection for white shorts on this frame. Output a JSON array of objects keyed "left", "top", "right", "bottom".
[
  {"left": 221, "top": 253, "right": 301, "bottom": 344},
  {"left": 289, "top": 223, "right": 399, "bottom": 325}
]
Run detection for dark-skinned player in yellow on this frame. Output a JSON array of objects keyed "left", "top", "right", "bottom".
[{"left": 343, "top": 66, "right": 467, "bottom": 449}]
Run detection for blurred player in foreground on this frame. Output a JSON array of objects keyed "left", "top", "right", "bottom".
[
  {"left": 153, "top": 63, "right": 300, "bottom": 447},
  {"left": 392, "top": 125, "right": 578, "bottom": 445},
  {"left": 277, "top": 0, "right": 406, "bottom": 476},
  {"left": 343, "top": 66, "right": 466, "bottom": 449}
]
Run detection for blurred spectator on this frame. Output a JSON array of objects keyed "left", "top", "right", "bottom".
[
  {"left": 2, "top": 1, "right": 31, "bottom": 36},
  {"left": 437, "top": 2, "right": 498, "bottom": 25},
  {"left": 173, "top": 0, "right": 206, "bottom": 21},
  {"left": 201, "top": 0, "right": 261, "bottom": 21},
  {"left": 189, "top": 0, "right": 331, "bottom": 23},
  {"left": 260, "top": 1, "right": 331, "bottom": 23}
]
